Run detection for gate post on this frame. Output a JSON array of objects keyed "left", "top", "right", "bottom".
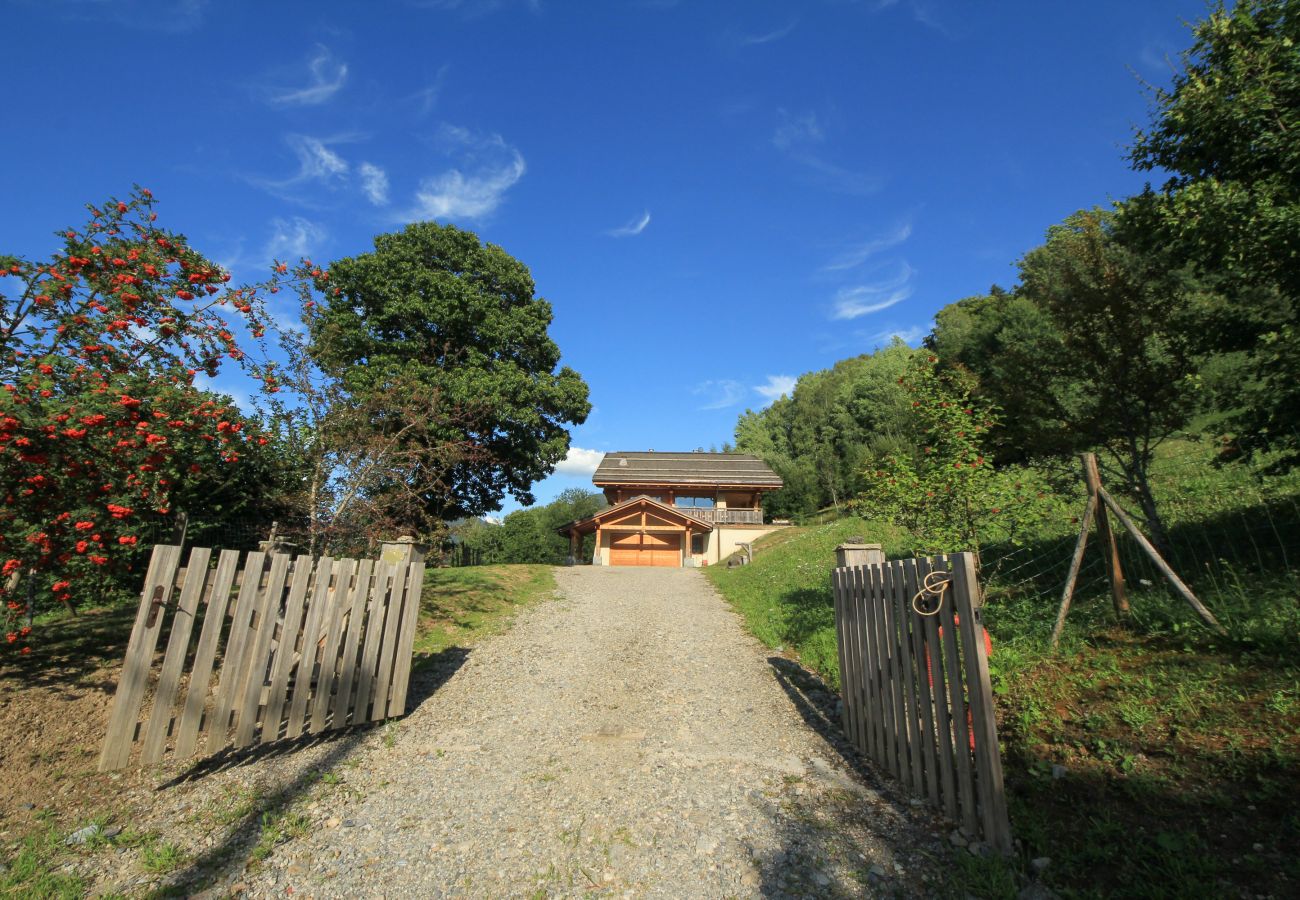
[
  {"left": 835, "top": 537, "right": 884, "bottom": 569},
  {"left": 380, "top": 536, "right": 428, "bottom": 567}
]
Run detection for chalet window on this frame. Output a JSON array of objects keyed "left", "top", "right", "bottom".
[
  {"left": 674, "top": 496, "right": 715, "bottom": 508},
  {"left": 691, "top": 533, "right": 706, "bottom": 555}
]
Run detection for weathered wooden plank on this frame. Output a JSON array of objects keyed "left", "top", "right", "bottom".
[
  {"left": 99, "top": 545, "right": 184, "bottom": 771},
  {"left": 915, "top": 556, "right": 955, "bottom": 816},
  {"left": 203, "top": 551, "right": 268, "bottom": 755},
  {"left": 832, "top": 568, "right": 853, "bottom": 739},
  {"left": 140, "top": 546, "right": 213, "bottom": 764},
  {"left": 842, "top": 567, "right": 864, "bottom": 757},
  {"left": 173, "top": 549, "right": 240, "bottom": 759},
  {"left": 353, "top": 563, "right": 395, "bottom": 724},
  {"left": 903, "top": 556, "right": 941, "bottom": 805},
  {"left": 260, "top": 554, "right": 315, "bottom": 743},
  {"left": 848, "top": 565, "right": 872, "bottom": 761},
  {"left": 857, "top": 559, "right": 889, "bottom": 769},
  {"left": 310, "top": 558, "right": 358, "bottom": 733},
  {"left": 837, "top": 569, "right": 857, "bottom": 754},
  {"left": 387, "top": 561, "right": 426, "bottom": 717},
  {"left": 287, "top": 557, "right": 336, "bottom": 739},
  {"left": 952, "top": 553, "right": 1014, "bottom": 853},
  {"left": 937, "top": 555, "right": 978, "bottom": 835},
  {"left": 331, "top": 559, "right": 375, "bottom": 729},
  {"left": 371, "top": 560, "right": 412, "bottom": 722},
  {"left": 879, "top": 560, "right": 910, "bottom": 786},
  {"left": 232, "top": 553, "right": 293, "bottom": 748},
  {"left": 891, "top": 558, "right": 925, "bottom": 796}
]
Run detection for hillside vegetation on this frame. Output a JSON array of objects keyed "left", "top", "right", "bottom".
[{"left": 707, "top": 444, "right": 1300, "bottom": 899}]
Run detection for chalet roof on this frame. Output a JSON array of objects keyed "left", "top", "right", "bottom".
[
  {"left": 556, "top": 494, "right": 714, "bottom": 536},
  {"left": 592, "top": 451, "right": 783, "bottom": 488}
]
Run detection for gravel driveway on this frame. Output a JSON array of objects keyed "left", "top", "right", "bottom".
[{"left": 235, "top": 567, "right": 944, "bottom": 898}]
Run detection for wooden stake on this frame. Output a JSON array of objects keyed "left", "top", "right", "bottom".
[
  {"left": 1082, "top": 453, "right": 1130, "bottom": 619},
  {"left": 1097, "top": 489, "right": 1228, "bottom": 635},
  {"left": 1050, "top": 494, "right": 1097, "bottom": 649}
]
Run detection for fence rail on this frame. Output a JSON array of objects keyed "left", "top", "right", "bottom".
[
  {"left": 833, "top": 551, "right": 1012, "bottom": 853},
  {"left": 677, "top": 507, "right": 765, "bottom": 525},
  {"left": 98, "top": 544, "right": 424, "bottom": 771}
]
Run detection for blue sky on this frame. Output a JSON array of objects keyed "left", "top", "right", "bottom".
[{"left": 2, "top": 0, "right": 1207, "bottom": 513}]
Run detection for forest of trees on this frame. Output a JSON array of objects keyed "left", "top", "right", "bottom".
[{"left": 733, "top": 0, "right": 1299, "bottom": 551}]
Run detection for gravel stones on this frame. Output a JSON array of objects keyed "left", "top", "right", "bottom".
[{"left": 99, "top": 567, "right": 946, "bottom": 897}]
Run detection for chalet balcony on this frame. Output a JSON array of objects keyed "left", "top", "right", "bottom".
[{"left": 675, "top": 507, "right": 765, "bottom": 525}]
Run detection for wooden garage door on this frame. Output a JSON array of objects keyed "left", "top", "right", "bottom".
[{"left": 609, "top": 532, "right": 681, "bottom": 567}]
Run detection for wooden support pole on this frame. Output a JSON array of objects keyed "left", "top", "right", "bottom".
[
  {"left": 1097, "top": 488, "right": 1228, "bottom": 635},
  {"left": 1082, "top": 453, "right": 1130, "bottom": 620},
  {"left": 1050, "top": 495, "right": 1097, "bottom": 649}
]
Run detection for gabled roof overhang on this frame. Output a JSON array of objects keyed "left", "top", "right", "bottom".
[{"left": 556, "top": 494, "right": 715, "bottom": 537}]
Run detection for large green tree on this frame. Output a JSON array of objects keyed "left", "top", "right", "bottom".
[
  {"left": 309, "top": 223, "right": 591, "bottom": 524},
  {"left": 733, "top": 340, "right": 916, "bottom": 517},
  {"left": 930, "top": 209, "right": 1203, "bottom": 550},
  {"left": 1127, "top": 0, "right": 1300, "bottom": 466},
  {"left": 926, "top": 286, "right": 1079, "bottom": 464}
]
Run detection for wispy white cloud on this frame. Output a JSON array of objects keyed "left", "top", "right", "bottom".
[
  {"left": 871, "top": 0, "right": 952, "bottom": 36},
  {"left": 407, "top": 65, "right": 451, "bottom": 118},
  {"left": 773, "top": 109, "right": 881, "bottom": 196},
  {"left": 772, "top": 109, "right": 824, "bottom": 152},
  {"left": 358, "top": 162, "right": 390, "bottom": 206},
  {"left": 554, "top": 446, "right": 604, "bottom": 476},
  {"left": 694, "top": 379, "right": 747, "bottom": 410},
  {"left": 737, "top": 20, "right": 798, "bottom": 46},
  {"left": 608, "top": 210, "right": 651, "bottom": 237},
  {"left": 286, "top": 134, "right": 350, "bottom": 184},
  {"left": 831, "top": 263, "right": 915, "bottom": 319},
  {"left": 410, "top": 155, "right": 525, "bottom": 220},
  {"left": 822, "top": 222, "right": 913, "bottom": 272},
  {"left": 404, "top": 125, "right": 526, "bottom": 221},
  {"left": 41, "top": 0, "right": 209, "bottom": 32},
  {"left": 754, "top": 375, "right": 797, "bottom": 405},
  {"left": 249, "top": 134, "right": 358, "bottom": 202},
  {"left": 267, "top": 45, "right": 349, "bottom": 107},
  {"left": 265, "top": 217, "right": 326, "bottom": 264}
]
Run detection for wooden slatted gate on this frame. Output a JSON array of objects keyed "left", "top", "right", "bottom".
[
  {"left": 98, "top": 544, "right": 425, "bottom": 771},
  {"left": 832, "top": 552, "right": 1012, "bottom": 853}
]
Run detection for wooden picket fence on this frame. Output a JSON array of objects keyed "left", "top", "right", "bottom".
[
  {"left": 832, "top": 552, "right": 1012, "bottom": 853},
  {"left": 98, "top": 544, "right": 425, "bottom": 771}
]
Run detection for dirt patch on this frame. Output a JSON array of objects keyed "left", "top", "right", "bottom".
[
  {"left": 998, "top": 629, "right": 1300, "bottom": 896},
  {"left": 0, "top": 606, "right": 148, "bottom": 833}
]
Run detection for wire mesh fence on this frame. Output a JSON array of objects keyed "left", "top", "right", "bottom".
[{"left": 971, "top": 434, "right": 1300, "bottom": 644}]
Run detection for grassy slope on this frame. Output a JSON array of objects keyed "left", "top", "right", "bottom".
[
  {"left": 705, "top": 517, "right": 908, "bottom": 688},
  {"left": 707, "top": 473, "right": 1300, "bottom": 897},
  {"left": 413, "top": 563, "right": 557, "bottom": 660}
]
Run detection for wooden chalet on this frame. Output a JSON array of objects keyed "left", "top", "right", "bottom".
[{"left": 557, "top": 451, "right": 786, "bottom": 567}]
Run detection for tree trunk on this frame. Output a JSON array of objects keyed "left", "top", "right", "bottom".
[{"left": 1115, "top": 438, "right": 1172, "bottom": 559}]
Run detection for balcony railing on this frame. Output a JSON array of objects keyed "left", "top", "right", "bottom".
[{"left": 676, "top": 507, "right": 765, "bottom": 525}]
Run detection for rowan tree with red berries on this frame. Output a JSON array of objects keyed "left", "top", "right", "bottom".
[{"left": 0, "top": 188, "right": 281, "bottom": 653}]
